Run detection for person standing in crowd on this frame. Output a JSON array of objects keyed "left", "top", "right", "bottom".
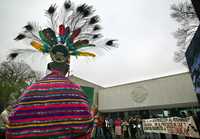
[
  {"left": 108, "top": 117, "right": 115, "bottom": 137},
  {"left": 114, "top": 117, "right": 122, "bottom": 138},
  {"left": 136, "top": 117, "right": 143, "bottom": 136},
  {"left": 0, "top": 106, "right": 12, "bottom": 126},
  {"left": 121, "top": 120, "right": 129, "bottom": 139},
  {"left": 0, "top": 106, "right": 12, "bottom": 139},
  {"left": 105, "top": 117, "right": 111, "bottom": 130},
  {"left": 91, "top": 106, "right": 98, "bottom": 139},
  {"left": 128, "top": 117, "right": 137, "bottom": 139},
  {"left": 95, "top": 115, "right": 106, "bottom": 139},
  {"left": 103, "top": 117, "right": 112, "bottom": 139}
]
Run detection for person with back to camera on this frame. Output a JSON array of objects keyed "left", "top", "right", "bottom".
[{"left": 6, "top": 0, "right": 117, "bottom": 138}]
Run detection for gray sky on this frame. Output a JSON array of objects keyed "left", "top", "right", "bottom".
[{"left": 0, "top": 0, "right": 189, "bottom": 87}]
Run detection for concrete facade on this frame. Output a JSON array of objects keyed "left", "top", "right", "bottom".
[
  {"left": 98, "top": 73, "right": 199, "bottom": 112},
  {"left": 69, "top": 75, "right": 104, "bottom": 105}
]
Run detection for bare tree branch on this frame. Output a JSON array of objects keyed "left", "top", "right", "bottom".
[{"left": 170, "top": 1, "right": 199, "bottom": 65}]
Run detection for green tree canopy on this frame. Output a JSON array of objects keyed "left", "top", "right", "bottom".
[{"left": 0, "top": 61, "right": 38, "bottom": 113}]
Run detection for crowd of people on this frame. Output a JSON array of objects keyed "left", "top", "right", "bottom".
[{"left": 92, "top": 116, "right": 144, "bottom": 139}]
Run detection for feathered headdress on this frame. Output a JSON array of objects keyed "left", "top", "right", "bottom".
[{"left": 8, "top": 0, "right": 118, "bottom": 65}]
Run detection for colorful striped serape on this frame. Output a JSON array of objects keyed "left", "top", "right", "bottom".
[{"left": 6, "top": 71, "right": 93, "bottom": 139}]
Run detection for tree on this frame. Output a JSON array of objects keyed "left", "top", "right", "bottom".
[
  {"left": 0, "top": 61, "right": 38, "bottom": 113},
  {"left": 170, "top": 1, "right": 199, "bottom": 65}
]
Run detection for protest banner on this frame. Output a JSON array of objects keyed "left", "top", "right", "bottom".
[{"left": 142, "top": 116, "right": 200, "bottom": 138}]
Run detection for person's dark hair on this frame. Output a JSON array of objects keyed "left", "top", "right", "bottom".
[{"left": 47, "top": 62, "right": 69, "bottom": 75}]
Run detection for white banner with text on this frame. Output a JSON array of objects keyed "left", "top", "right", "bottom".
[{"left": 142, "top": 116, "right": 200, "bottom": 138}]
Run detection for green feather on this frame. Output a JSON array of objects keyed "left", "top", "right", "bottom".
[{"left": 75, "top": 44, "right": 95, "bottom": 50}]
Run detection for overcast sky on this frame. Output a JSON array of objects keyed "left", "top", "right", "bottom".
[{"left": 0, "top": 0, "right": 189, "bottom": 87}]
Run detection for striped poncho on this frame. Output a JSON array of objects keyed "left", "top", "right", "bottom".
[{"left": 6, "top": 71, "right": 93, "bottom": 139}]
